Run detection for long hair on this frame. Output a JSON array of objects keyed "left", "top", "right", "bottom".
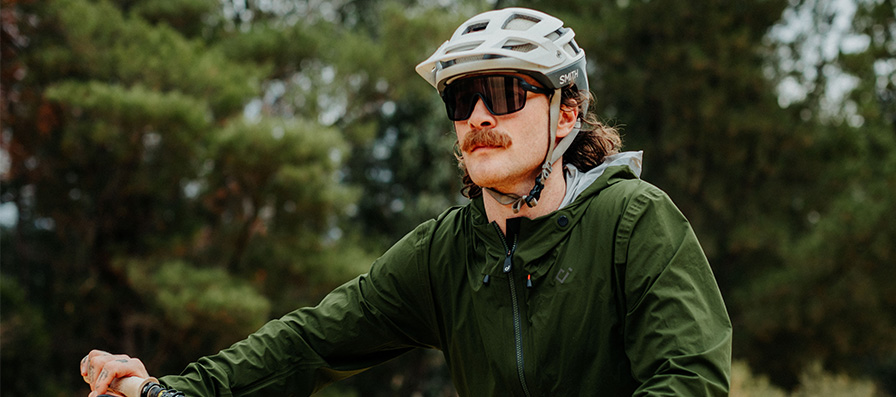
[{"left": 456, "top": 88, "right": 623, "bottom": 199}]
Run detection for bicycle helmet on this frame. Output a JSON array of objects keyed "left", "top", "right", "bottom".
[{"left": 416, "top": 8, "right": 589, "bottom": 212}]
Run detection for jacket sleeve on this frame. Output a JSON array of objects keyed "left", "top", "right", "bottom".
[
  {"left": 159, "top": 221, "right": 440, "bottom": 396},
  {"left": 614, "top": 184, "right": 732, "bottom": 396}
]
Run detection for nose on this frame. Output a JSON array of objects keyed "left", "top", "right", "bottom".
[{"left": 466, "top": 96, "right": 496, "bottom": 128}]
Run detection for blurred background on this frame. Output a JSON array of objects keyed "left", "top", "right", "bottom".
[{"left": 1, "top": 0, "right": 893, "bottom": 395}]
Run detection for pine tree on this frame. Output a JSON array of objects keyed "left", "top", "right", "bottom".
[{"left": 1, "top": 0, "right": 370, "bottom": 394}]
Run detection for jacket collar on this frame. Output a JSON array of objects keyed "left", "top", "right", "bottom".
[
  {"left": 470, "top": 160, "right": 641, "bottom": 277},
  {"left": 560, "top": 151, "right": 643, "bottom": 208}
]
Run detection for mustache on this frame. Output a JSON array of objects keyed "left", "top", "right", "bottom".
[{"left": 460, "top": 128, "right": 513, "bottom": 153}]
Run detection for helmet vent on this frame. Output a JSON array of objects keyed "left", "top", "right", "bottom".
[
  {"left": 548, "top": 29, "right": 562, "bottom": 40},
  {"left": 463, "top": 22, "right": 489, "bottom": 34},
  {"left": 503, "top": 43, "right": 537, "bottom": 53},
  {"left": 568, "top": 39, "right": 582, "bottom": 55},
  {"left": 445, "top": 43, "right": 481, "bottom": 54},
  {"left": 440, "top": 54, "right": 491, "bottom": 69},
  {"left": 503, "top": 14, "right": 539, "bottom": 31}
]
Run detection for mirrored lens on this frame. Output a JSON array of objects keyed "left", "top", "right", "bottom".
[{"left": 443, "top": 76, "right": 543, "bottom": 121}]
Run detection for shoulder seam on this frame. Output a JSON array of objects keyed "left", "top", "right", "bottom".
[{"left": 612, "top": 182, "right": 666, "bottom": 265}]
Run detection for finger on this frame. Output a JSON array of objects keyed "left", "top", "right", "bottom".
[
  {"left": 87, "top": 353, "right": 129, "bottom": 388},
  {"left": 81, "top": 350, "right": 108, "bottom": 383},
  {"left": 92, "top": 357, "right": 149, "bottom": 396},
  {"left": 92, "top": 357, "right": 130, "bottom": 395},
  {"left": 84, "top": 350, "right": 112, "bottom": 385}
]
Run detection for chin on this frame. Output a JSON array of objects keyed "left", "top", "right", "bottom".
[
  {"left": 467, "top": 172, "right": 497, "bottom": 189},
  {"left": 468, "top": 170, "right": 511, "bottom": 191}
]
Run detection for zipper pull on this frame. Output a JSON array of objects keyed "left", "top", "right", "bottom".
[
  {"left": 503, "top": 251, "right": 512, "bottom": 273},
  {"left": 526, "top": 274, "right": 533, "bottom": 288},
  {"left": 482, "top": 274, "right": 490, "bottom": 285}
]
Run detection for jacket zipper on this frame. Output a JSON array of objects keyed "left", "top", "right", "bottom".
[{"left": 494, "top": 222, "right": 532, "bottom": 397}]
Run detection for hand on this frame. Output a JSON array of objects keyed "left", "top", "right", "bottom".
[{"left": 80, "top": 350, "right": 151, "bottom": 397}]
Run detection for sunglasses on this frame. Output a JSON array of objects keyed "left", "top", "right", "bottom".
[{"left": 441, "top": 75, "right": 552, "bottom": 121}]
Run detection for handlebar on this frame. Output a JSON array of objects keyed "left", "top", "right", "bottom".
[
  {"left": 96, "top": 376, "right": 184, "bottom": 397},
  {"left": 95, "top": 376, "right": 148, "bottom": 397}
]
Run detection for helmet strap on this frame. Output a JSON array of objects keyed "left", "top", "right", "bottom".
[{"left": 485, "top": 88, "right": 580, "bottom": 213}]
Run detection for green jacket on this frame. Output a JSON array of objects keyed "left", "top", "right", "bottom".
[{"left": 161, "top": 164, "right": 732, "bottom": 396}]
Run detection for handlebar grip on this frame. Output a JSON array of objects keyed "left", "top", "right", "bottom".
[
  {"left": 100, "top": 376, "right": 185, "bottom": 397},
  {"left": 100, "top": 376, "right": 155, "bottom": 397}
]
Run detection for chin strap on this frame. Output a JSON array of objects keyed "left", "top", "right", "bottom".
[
  {"left": 485, "top": 170, "right": 547, "bottom": 213},
  {"left": 485, "top": 88, "right": 581, "bottom": 213}
]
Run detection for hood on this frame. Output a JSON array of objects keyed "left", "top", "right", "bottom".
[{"left": 560, "top": 151, "right": 643, "bottom": 209}]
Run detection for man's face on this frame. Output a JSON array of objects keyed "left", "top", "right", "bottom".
[{"left": 450, "top": 73, "right": 552, "bottom": 194}]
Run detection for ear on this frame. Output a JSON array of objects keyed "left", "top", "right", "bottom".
[{"left": 556, "top": 105, "right": 579, "bottom": 139}]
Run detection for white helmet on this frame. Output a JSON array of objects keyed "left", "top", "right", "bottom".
[
  {"left": 416, "top": 8, "right": 589, "bottom": 212},
  {"left": 416, "top": 8, "right": 588, "bottom": 94}
]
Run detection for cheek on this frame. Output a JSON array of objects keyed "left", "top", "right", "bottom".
[
  {"left": 453, "top": 124, "right": 465, "bottom": 142},
  {"left": 454, "top": 124, "right": 473, "bottom": 149}
]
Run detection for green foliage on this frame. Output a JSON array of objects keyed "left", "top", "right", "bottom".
[
  {"left": 3, "top": 0, "right": 895, "bottom": 395},
  {"left": 333, "top": 4, "right": 468, "bottom": 241},
  {"left": 0, "top": 277, "right": 60, "bottom": 395},
  {"left": 127, "top": 259, "right": 270, "bottom": 339},
  {"left": 46, "top": 81, "right": 210, "bottom": 133},
  {"left": 204, "top": 117, "right": 351, "bottom": 247},
  {"left": 2, "top": 0, "right": 375, "bottom": 394},
  {"left": 41, "top": 0, "right": 259, "bottom": 116},
  {"left": 731, "top": 361, "right": 789, "bottom": 397},
  {"left": 790, "top": 363, "right": 878, "bottom": 397},
  {"left": 729, "top": 0, "right": 896, "bottom": 389},
  {"left": 128, "top": 0, "right": 220, "bottom": 38},
  {"left": 200, "top": 117, "right": 371, "bottom": 312},
  {"left": 570, "top": 0, "right": 798, "bottom": 249},
  {"left": 736, "top": 123, "right": 896, "bottom": 385},
  {"left": 731, "top": 360, "right": 879, "bottom": 396}
]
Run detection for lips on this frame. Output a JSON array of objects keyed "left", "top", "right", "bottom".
[{"left": 470, "top": 144, "right": 504, "bottom": 152}]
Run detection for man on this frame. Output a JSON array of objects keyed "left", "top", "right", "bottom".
[{"left": 82, "top": 7, "right": 732, "bottom": 396}]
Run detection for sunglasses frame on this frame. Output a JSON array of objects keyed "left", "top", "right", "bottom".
[{"left": 441, "top": 75, "right": 552, "bottom": 121}]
